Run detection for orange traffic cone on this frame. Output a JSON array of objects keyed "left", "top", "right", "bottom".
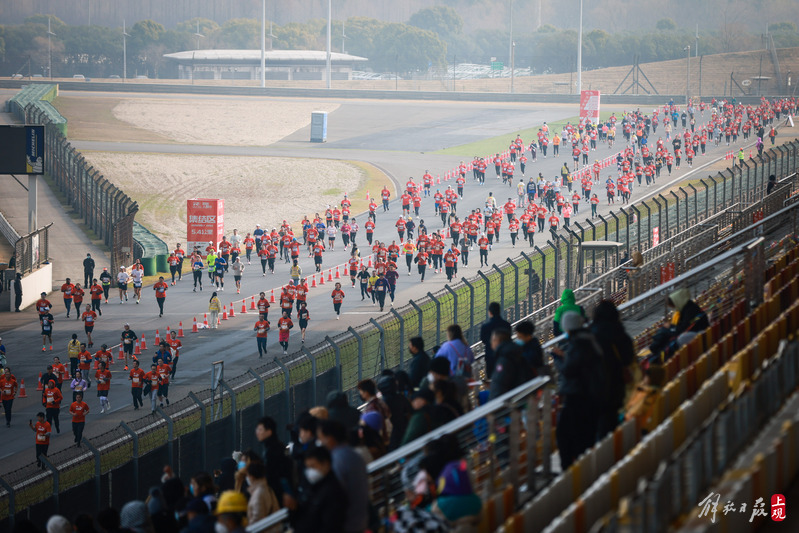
[
  {"left": 366, "top": 191, "right": 370, "bottom": 202},
  {"left": 118, "top": 345, "right": 125, "bottom": 359},
  {"left": 368, "top": 256, "right": 374, "bottom": 268},
  {"left": 140, "top": 334, "right": 147, "bottom": 351},
  {"left": 154, "top": 330, "right": 161, "bottom": 345},
  {"left": 250, "top": 296, "right": 256, "bottom": 310},
  {"left": 192, "top": 317, "right": 199, "bottom": 333},
  {"left": 166, "top": 326, "right": 171, "bottom": 338},
  {"left": 319, "top": 272, "right": 325, "bottom": 285},
  {"left": 18, "top": 379, "right": 27, "bottom": 398},
  {"left": 749, "top": 150, "right": 753, "bottom": 159},
  {"left": 229, "top": 303, "right": 235, "bottom": 317},
  {"left": 335, "top": 266, "right": 341, "bottom": 279},
  {"left": 311, "top": 275, "right": 317, "bottom": 288},
  {"left": 134, "top": 340, "right": 142, "bottom": 355},
  {"left": 178, "top": 322, "right": 185, "bottom": 337},
  {"left": 203, "top": 314, "right": 209, "bottom": 328},
  {"left": 222, "top": 306, "right": 228, "bottom": 320},
  {"left": 241, "top": 301, "right": 247, "bottom": 314},
  {"left": 270, "top": 289, "right": 276, "bottom": 303},
  {"left": 436, "top": 176, "right": 441, "bottom": 185},
  {"left": 37, "top": 372, "right": 43, "bottom": 391}
]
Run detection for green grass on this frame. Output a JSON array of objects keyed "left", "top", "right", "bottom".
[
  {"left": 434, "top": 112, "right": 615, "bottom": 157},
  {"left": 322, "top": 187, "right": 343, "bottom": 196}
]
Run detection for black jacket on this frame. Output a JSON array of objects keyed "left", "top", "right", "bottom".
[
  {"left": 590, "top": 321, "right": 635, "bottom": 411},
  {"left": 480, "top": 315, "right": 511, "bottom": 378},
  {"left": 520, "top": 338, "right": 546, "bottom": 376},
  {"left": 83, "top": 257, "right": 95, "bottom": 271},
  {"left": 489, "top": 341, "right": 532, "bottom": 399},
  {"left": 673, "top": 300, "right": 709, "bottom": 336},
  {"left": 553, "top": 329, "right": 606, "bottom": 400},
  {"left": 291, "top": 471, "right": 347, "bottom": 533},
  {"left": 377, "top": 376, "right": 412, "bottom": 451},
  {"left": 261, "top": 434, "right": 292, "bottom": 503},
  {"left": 408, "top": 350, "right": 431, "bottom": 390},
  {"left": 326, "top": 391, "right": 360, "bottom": 433}
]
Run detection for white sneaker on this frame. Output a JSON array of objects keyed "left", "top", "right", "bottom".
[
  {"left": 337, "top": 315, "right": 340, "bottom": 320},
  {"left": 101, "top": 407, "right": 106, "bottom": 414}
]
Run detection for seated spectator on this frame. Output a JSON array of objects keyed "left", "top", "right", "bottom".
[
  {"left": 625, "top": 365, "right": 666, "bottom": 434},
  {"left": 377, "top": 374, "right": 412, "bottom": 451},
  {"left": 552, "top": 289, "right": 585, "bottom": 336},
  {"left": 214, "top": 458, "right": 237, "bottom": 493},
  {"left": 431, "top": 460, "right": 482, "bottom": 525},
  {"left": 317, "top": 420, "right": 369, "bottom": 533},
  {"left": 401, "top": 389, "right": 436, "bottom": 446},
  {"left": 146, "top": 486, "right": 177, "bottom": 533},
  {"left": 514, "top": 320, "right": 546, "bottom": 376},
  {"left": 326, "top": 391, "right": 360, "bottom": 433},
  {"left": 232, "top": 450, "right": 261, "bottom": 494},
  {"left": 354, "top": 419, "right": 385, "bottom": 461},
  {"left": 648, "top": 288, "right": 709, "bottom": 361},
  {"left": 246, "top": 462, "right": 280, "bottom": 523},
  {"left": 435, "top": 325, "right": 474, "bottom": 377},
  {"left": 287, "top": 446, "right": 347, "bottom": 533},
  {"left": 289, "top": 414, "right": 319, "bottom": 471},
  {"left": 489, "top": 329, "right": 532, "bottom": 399},
  {"left": 358, "top": 379, "right": 392, "bottom": 445},
  {"left": 407, "top": 337, "right": 431, "bottom": 390}
]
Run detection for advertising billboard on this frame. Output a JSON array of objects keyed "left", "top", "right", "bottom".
[
  {"left": 579, "top": 90, "right": 601, "bottom": 123},
  {"left": 187, "top": 198, "right": 224, "bottom": 254},
  {"left": 0, "top": 125, "right": 45, "bottom": 174}
]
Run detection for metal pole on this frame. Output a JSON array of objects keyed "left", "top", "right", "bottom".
[
  {"left": 247, "top": 369, "right": 266, "bottom": 416},
  {"left": 272, "top": 357, "right": 292, "bottom": 426},
  {"left": 511, "top": 41, "right": 515, "bottom": 94},
  {"left": 324, "top": 336, "right": 343, "bottom": 391},
  {"left": 444, "top": 285, "right": 459, "bottom": 331},
  {"left": 426, "top": 292, "right": 442, "bottom": 347},
  {"left": 40, "top": 455, "right": 60, "bottom": 513},
  {"left": 576, "top": 0, "right": 583, "bottom": 94},
  {"left": 156, "top": 406, "right": 175, "bottom": 468},
  {"left": 261, "top": 0, "right": 266, "bottom": 88},
  {"left": 326, "top": 0, "right": 332, "bottom": 89},
  {"left": 685, "top": 45, "right": 691, "bottom": 105},
  {"left": 506, "top": 258, "right": 520, "bottom": 321},
  {"left": 389, "top": 309, "right": 406, "bottom": 369},
  {"left": 301, "top": 347, "right": 318, "bottom": 406},
  {"left": 120, "top": 421, "right": 139, "bottom": 497},
  {"left": 187, "top": 392, "right": 207, "bottom": 471},
  {"left": 491, "top": 265, "right": 505, "bottom": 311},
  {"left": 122, "top": 20, "right": 128, "bottom": 81},
  {"left": 409, "top": 300, "right": 424, "bottom": 339},
  {"left": 461, "top": 278, "right": 476, "bottom": 344},
  {"left": 368, "top": 319, "right": 386, "bottom": 374},
  {"left": 82, "top": 437, "right": 102, "bottom": 512},
  {"left": 0, "top": 475, "right": 15, "bottom": 529},
  {"left": 347, "top": 327, "right": 364, "bottom": 383}
]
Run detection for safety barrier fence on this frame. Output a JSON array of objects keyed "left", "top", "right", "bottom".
[
  {"left": 537, "top": 265, "right": 799, "bottom": 533},
  {"left": 13, "top": 224, "right": 53, "bottom": 276},
  {"left": 0, "top": 124, "right": 796, "bottom": 528}
]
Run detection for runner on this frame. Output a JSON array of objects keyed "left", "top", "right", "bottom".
[
  {"left": 129, "top": 359, "right": 145, "bottom": 410},
  {"left": 93, "top": 360, "right": 111, "bottom": 413},
  {"left": 99, "top": 268, "right": 112, "bottom": 303},
  {"left": 78, "top": 343, "right": 93, "bottom": 386},
  {"left": 69, "top": 391, "right": 90, "bottom": 447},
  {"left": 40, "top": 309, "right": 55, "bottom": 352},
  {"left": 71, "top": 283, "right": 84, "bottom": 320},
  {"left": 42, "top": 379, "right": 62, "bottom": 435},
  {"left": 191, "top": 252, "right": 204, "bottom": 291},
  {"left": 143, "top": 363, "right": 161, "bottom": 413},
  {"left": 30, "top": 412, "right": 51, "bottom": 469},
  {"left": 214, "top": 254, "right": 227, "bottom": 290},
  {"left": 254, "top": 315, "right": 270, "bottom": 358},
  {"left": 0, "top": 367, "right": 18, "bottom": 427},
  {"left": 153, "top": 276, "right": 169, "bottom": 317},
  {"left": 89, "top": 278, "right": 103, "bottom": 316},
  {"left": 166, "top": 330, "right": 182, "bottom": 380},
  {"left": 174, "top": 243, "right": 186, "bottom": 281},
  {"left": 52, "top": 357, "right": 66, "bottom": 391},
  {"left": 156, "top": 357, "right": 171, "bottom": 407},
  {"left": 231, "top": 256, "right": 245, "bottom": 294},
  {"left": 277, "top": 311, "right": 294, "bottom": 355},
  {"left": 60, "top": 278, "right": 74, "bottom": 318},
  {"left": 297, "top": 301, "right": 310, "bottom": 343},
  {"left": 257, "top": 291, "right": 270, "bottom": 321},
  {"left": 120, "top": 323, "right": 138, "bottom": 370},
  {"left": 331, "top": 282, "right": 345, "bottom": 319},
  {"left": 117, "top": 267, "right": 130, "bottom": 303},
  {"left": 373, "top": 272, "right": 390, "bottom": 311},
  {"left": 81, "top": 303, "right": 97, "bottom": 347}
]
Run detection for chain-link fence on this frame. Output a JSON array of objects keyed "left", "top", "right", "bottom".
[{"left": 0, "top": 127, "right": 797, "bottom": 528}]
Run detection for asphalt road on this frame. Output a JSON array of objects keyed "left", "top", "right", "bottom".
[{"left": 0, "top": 97, "right": 735, "bottom": 472}]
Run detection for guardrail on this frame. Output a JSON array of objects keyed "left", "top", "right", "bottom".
[{"left": 0, "top": 108, "right": 796, "bottom": 529}]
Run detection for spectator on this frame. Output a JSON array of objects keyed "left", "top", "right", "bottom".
[
  {"left": 422, "top": 356, "right": 470, "bottom": 415},
  {"left": 287, "top": 446, "right": 347, "bottom": 533},
  {"left": 392, "top": 456, "right": 448, "bottom": 533},
  {"left": 214, "top": 491, "right": 248, "bottom": 533},
  {"left": 514, "top": 320, "right": 546, "bottom": 376},
  {"left": 401, "top": 389, "right": 436, "bottom": 446},
  {"left": 255, "top": 416, "right": 293, "bottom": 504},
  {"left": 289, "top": 414, "right": 319, "bottom": 474},
  {"left": 488, "top": 329, "right": 532, "bottom": 399},
  {"left": 119, "top": 501, "right": 152, "bottom": 533},
  {"left": 435, "top": 325, "right": 474, "bottom": 377},
  {"left": 377, "top": 374, "right": 412, "bottom": 451},
  {"left": 308, "top": 406, "right": 329, "bottom": 420},
  {"left": 590, "top": 300, "right": 636, "bottom": 439},
  {"left": 767, "top": 174, "right": 777, "bottom": 194},
  {"left": 357, "top": 379, "right": 391, "bottom": 445},
  {"left": 146, "top": 486, "right": 177, "bottom": 533},
  {"left": 189, "top": 473, "right": 218, "bottom": 514},
  {"left": 179, "top": 498, "right": 215, "bottom": 533},
  {"left": 480, "top": 302, "right": 511, "bottom": 378},
  {"left": 432, "top": 380, "right": 462, "bottom": 424},
  {"left": 326, "top": 391, "right": 360, "bottom": 433},
  {"left": 649, "top": 288, "right": 709, "bottom": 360},
  {"left": 431, "top": 460, "right": 482, "bottom": 525},
  {"left": 46, "top": 516, "right": 72, "bottom": 533},
  {"left": 214, "top": 458, "right": 237, "bottom": 493},
  {"left": 246, "top": 462, "right": 280, "bottom": 523},
  {"left": 74, "top": 514, "right": 99, "bottom": 533},
  {"left": 552, "top": 289, "right": 585, "bottom": 336},
  {"left": 551, "top": 311, "right": 606, "bottom": 470},
  {"left": 392, "top": 370, "right": 413, "bottom": 397},
  {"left": 354, "top": 419, "right": 385, "bottom": 461},
  {"left": 317, "top": 420, "right": 369, "bottom": 533},
  {"left": 407, "top": 337, "right": 430, "bottom": 390}
]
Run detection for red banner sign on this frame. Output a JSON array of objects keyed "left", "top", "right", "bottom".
[
  {"left": 187, "top": 198, "right": 224, "bottom": 255},
  {"left": 580, "top": 90, "right": 601, "bottom": 122}
]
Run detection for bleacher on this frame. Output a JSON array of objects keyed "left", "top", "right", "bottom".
[{"left": 245, "top": 159, "right": 799, "bottom": 532}]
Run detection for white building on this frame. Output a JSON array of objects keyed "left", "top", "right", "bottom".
[{"left": 162, "top": 50, "right": 368, "bottom": 81}]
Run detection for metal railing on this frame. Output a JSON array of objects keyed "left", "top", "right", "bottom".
[
  {"left": 13, "top": 224, "right": 52, "bottom": 275},
  {"left": 0, "top": 129, "right": 797, "bottom": 529}
]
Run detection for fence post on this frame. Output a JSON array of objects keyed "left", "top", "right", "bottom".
[
  {"left": 272, "top": 358, "right": 293, "bottom": 426},
  {"left": 187, "top": 392, "right": 208, "bottom": 471},
  {"left": 426, "top": 292, "right": 442, "bottom": 346},
  {"left": 679, "top": 187, "right": 690, "bottom": 228},
  {"left": 0, "top": 475, "right": 15, "bottom": 529},
  {"left": 708, "top": 175, "right": 719, "bottom": 213},
  {"left": 39, "top": 455, "right": 60, "bottom": 513},
  {"left": 505, "top": 259, "right": 520, "bottom": 321},
  {"left": 82, "top": 437, "right": 103, "bottom": 512},
  {"left": 547, "top": 239, "right": 560, "bottom": 297},
  {"left": 120, "top": 421, "right": 139, "bottom": 497},
  {"left": 389, "top": 309, "right": 406, "bottom": 369},
  {"left": 324, "top": 336, "right": 343, "bottom": 391},
  {"left": 347, "top": 327, "right": 364, "bottom": 383},
  {"left": 408, "top": 301, "right": 424, "bottom": 340},
  {"left": 300, "top": 347, "right": 318, "bottom": 407},
  {"left": 156, "top": 406, "right": 175, "bottom": 468},
  {"left": 687, "top": 184, "right": 698, "bottom": 225},
  {"left": 461, "top": 278, "right": 476, "bottom": 344},
  {"left": 246, "top": 370, "right": 265, "bottom": 416},
  {"left": 367, "top": 319, "right": 386, "bottom": 374},
  {"left": 534, "top": 246, "right": 547, "bottom": 305},
  {"left": 574, "top": 221, "right": 586, "bottom": 243},
  {"left": 596, "top": 214, "right": 609, "bottom": 243},
  {"left": 477, "top": 270, "right": 491, "bottom": 315},
  {"left": 669, "top": 191, "right": 681, "bottom": 233},
  {"left": 444, "top": 284, "right": 459, "bottom": 328},
  {"left": 518, "top": 251, "right": 534, "bottom": 314},
  {"left": 630, "top": 205, "right": 642, "bottom": 252},
  {"left": 491, "top": 264, "right": 505, "bottom": 311},
  {"left": 699, "top": 179, "right": 710, "bottom": 219},
  {"left": 658, "top": 194, "right": 670, "bottom": 239}
]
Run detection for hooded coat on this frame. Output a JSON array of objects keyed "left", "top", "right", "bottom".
[
  {"left": 668, "top": 288, "right": 709, "bottom": 336},
  {"left": 553, "top": 289, "right": 585, "bottom": 336}
]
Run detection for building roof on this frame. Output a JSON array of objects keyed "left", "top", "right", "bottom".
[{"left": 163, "top": 49, "right": 368, "bottom": 63}]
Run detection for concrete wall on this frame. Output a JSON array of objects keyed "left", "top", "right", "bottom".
[{"left": 0, "top": 262, "right": 53, "bottom": 311}]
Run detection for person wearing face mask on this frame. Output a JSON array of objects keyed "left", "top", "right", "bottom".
[
  {"left": 214, "top": 491, "right": 248, "bottom": 533},
  {"left": 287, "top": 446, "right": 347, "bottom": 533},
  {"left": 489, "top": 329, "right": 533, "bottom": 400},
  {"left": 246, "top": 462, "right": 279, "bottom": 523},
  {"left": 189, "top": 472, "right": 218, "bottom": 513},
  {"left": 316, "top": 420, "right": 368, "bottom": 533},
  {"left": 289, "top": 414, "right": 319, "bottom": 474}
]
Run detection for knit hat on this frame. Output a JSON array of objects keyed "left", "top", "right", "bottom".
[
  {"left": 437, "top": 460, "right": 474, "bottom": 496},
  {"left": 361, "top": 411, "right": 383, "bottom": 432},
  {"left": 120, "top": 501, "right": 150, "bottom": 531},
  {"left": 429, "top": 356, "right": 450, "bottom": 376},
  {"left": 46, "top": 515, "right": 72, "bottom": 533},
  {"left": 560, "top": 311, "right": 584, "bottom": 333}
]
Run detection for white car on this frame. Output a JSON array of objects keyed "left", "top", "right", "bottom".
[{"left": 72, "top": 74, "right": 86, "bottom": 79}]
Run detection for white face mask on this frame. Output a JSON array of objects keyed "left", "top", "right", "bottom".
[
  {"left": 427, "top": 372, "right": 436, "bottom": 384},
  {"left": 214, "top": 522, "right": 228, "bottom": 533},
  {"left": 305, "top": 467, "right": 324, "bottom": 485}
]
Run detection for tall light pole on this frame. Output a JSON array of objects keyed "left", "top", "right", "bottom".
[
  {"left": 261, "top": 0, "right": 266, "bottom": 88},
  {"left": 122, "top": 20, "right": 129, "bottom": 81},
  {"left": 684, "top": 45, "right": 691, "bottom": 105},
  {"left": 510, "top": 41, "right": 515, "bottom": 94},
  {"left": 326, "top": 0, "right": 332, "bottom": 89},
  {"left": 47, "top": 18, "right": 55, "bottom": 79},
  {"left": 576, "top": 0, "right": 583, "bottom": 94},
  {"left": 508, "top": 0, "right": 514, "bottom": 75}
]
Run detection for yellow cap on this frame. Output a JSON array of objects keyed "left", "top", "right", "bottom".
[{"left": 216, "top": 491, "right": 248, "bottom": 515}]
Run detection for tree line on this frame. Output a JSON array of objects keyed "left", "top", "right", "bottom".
[{"left": 0, "top": 9, "right": 797, "bottom": 78}]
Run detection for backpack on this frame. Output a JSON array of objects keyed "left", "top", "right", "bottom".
[{"left": 451, "top": 341, "right": 473, "bottom": 378}]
